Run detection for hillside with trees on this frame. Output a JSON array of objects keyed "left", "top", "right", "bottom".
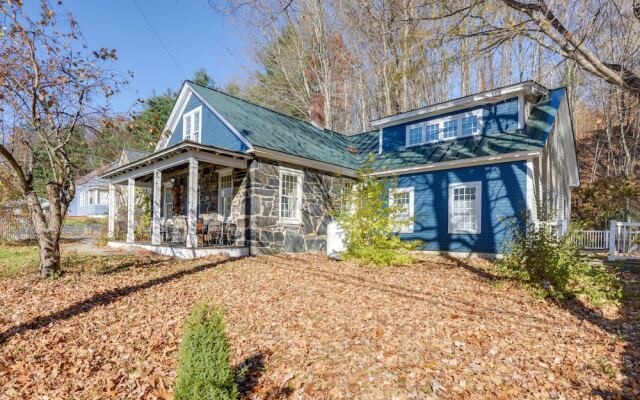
[{"left": 214, "top": 0, "right": 640, "bottom": 227}]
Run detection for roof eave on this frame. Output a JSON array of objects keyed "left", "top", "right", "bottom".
[{"left": 371, "top": 82, "right": 549, "bottom": 129}]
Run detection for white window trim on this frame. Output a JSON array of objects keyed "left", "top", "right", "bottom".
[
  {"left": 448, "top": 181, "right": 482, "bottom": 234},
  {"left": 182, "top": 106, "right": 202, "bottom": 143},
  {"left": 405, "top": 109, "right": 483, "bottom": 148},
  {"left": 389, "top": 187, "right": 414, "bottom": 234},
  {"left": 162, "top": 182, "right": 174, "bottom": 221},
  {"left": 278, "top": 166, "right": 303, "bottom": 224},
  {"left": 217, "top": 168, "right": 233, "bottom": 221}
]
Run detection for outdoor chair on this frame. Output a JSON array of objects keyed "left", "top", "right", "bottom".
[
  {"left": 172, "top": 216, "right": 187, "bottom": 244},
  {"left": 223, "top": 223, "right": 236, "bottom": 245},
  {"left": 207, "top": 221, "right": 222, "bottom": 246}
]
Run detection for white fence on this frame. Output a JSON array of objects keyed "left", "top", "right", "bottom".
[
  {"left": 569, "top": 230, "right": 610, "bottom": 250},
  {"left": 609, "top": 221, "right": 640, "bottom": 260}
]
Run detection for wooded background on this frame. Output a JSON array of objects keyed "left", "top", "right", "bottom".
[{"left": 3, "top": 0, "right": 639, "bottom": 230}]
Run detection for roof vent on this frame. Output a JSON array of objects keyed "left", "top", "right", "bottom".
[{"left": 346, "top": 146, "right": 358, "bottom": 154}]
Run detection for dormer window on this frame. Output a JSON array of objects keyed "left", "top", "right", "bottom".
[
  {"left": 183, "top": 106, "right": 202, "bottom": 143},
  {"left": 405, "top": 109, "right": 483, "bottom": 148}
]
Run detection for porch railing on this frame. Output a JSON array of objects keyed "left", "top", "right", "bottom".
[{"left": 568, "top": 230, "right": 609, "bottom": 250}]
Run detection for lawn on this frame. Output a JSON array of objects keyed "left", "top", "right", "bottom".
[{"left": 0, "top": 249, "right": 638, "bottom": 399}]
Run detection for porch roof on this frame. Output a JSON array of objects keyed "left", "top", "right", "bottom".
[{"left": 101, "top": 141, "right": 252, "bottom": 181}]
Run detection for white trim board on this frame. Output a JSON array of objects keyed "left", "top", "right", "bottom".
[{"left": 368, "top": 150, "right": 541, "bottom": 177}]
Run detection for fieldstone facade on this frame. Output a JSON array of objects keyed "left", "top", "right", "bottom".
[{"left": 244, "top": 158, "right": 346, "bottom": 255}]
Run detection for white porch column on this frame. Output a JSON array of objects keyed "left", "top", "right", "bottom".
[
  {"left": 127, "top": 177, "right": 135, "bottom": 243},
  {"left": 108, "top": 183, "right": 116, "bottom": 239},
  {"left": 186, "top": 158, "right": 198, "bottom": 248},
  {"left": 152, "top": 170, "right": 162, "bottom": 245}
]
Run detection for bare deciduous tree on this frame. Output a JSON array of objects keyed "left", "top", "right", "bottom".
[{"left": 0, "top": 1, "right": 122, "bottom": 277}]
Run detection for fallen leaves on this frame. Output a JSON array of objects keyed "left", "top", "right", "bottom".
[{"left": 0, "top": 252, "right": 636, "bottom": 399}]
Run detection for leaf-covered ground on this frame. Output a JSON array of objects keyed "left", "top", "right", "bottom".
[{"left": 0, "top": 253, "right": 638, "bottom": 399}]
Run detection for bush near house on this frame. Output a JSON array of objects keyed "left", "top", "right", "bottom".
[
  {"left": 337, "top": 159, "right": 422, "bottom": 267},
  {"left": 500, "top": 221, "right": 622, "bottom": 304},
  {"left": 174, "top": 302, "right": 238, "bottom": 400}
]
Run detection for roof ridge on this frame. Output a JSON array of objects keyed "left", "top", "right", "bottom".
[{"left": 185, "top": 80, "right": 352, "bottom": 140}]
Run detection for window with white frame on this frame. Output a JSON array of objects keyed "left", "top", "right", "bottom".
[
  {"left": 405, "top": 109, "right": 483, "bottom": 147},
  {"left": 279, "top": 167, "right": 303, "bottom": 223},
  {"left": 339, "top": 179, "right": 354, "bottom": 214},
  {"left": 442, "top": 119, "right": 458, "bottom": 139},
  {"left": 183, "top": 106, "right": 202, "bottom": 143},
  {"left": 425, "top": 123, "right": 439, "bottom": 143},
  {"left": 88, "top": 189, "right": 107, "bottom": 205},
  {"left": 408, "top": 126, "right": 423, "bottom": 146},
  {"left": 389, "top": 187, "right": 414, "bottom": 233},
  {"left": 163, "top": 183, "right": 174, "bottom": 219},
  {"left": 461, "top": 115, "right": 479, "bottom": 136},
  {"left": 448, "top": 182, "right": 481, "bottom": 234},
  {"left": 218, "top": 171, "right": 233, "bottom": 220},
  {"left": 79, "top": 192, "right": 86, "bottom": 207}
]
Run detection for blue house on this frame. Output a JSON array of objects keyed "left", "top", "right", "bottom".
[
  {"left": 101, "top": 80, "right": 578, "bottom": 258},
  {"left": 68, "top": 150, "right": 149, "bottom": 218}
]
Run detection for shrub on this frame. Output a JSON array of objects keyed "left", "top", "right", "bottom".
[
  {"left": 336, "top": 157, "right": 422, "bottom": 267},
  {"left": 174, "top": 303, "right": 238, "bottom": 400},
  {"left": 500, "top": 221, "right": 622, "bottom": 303}
]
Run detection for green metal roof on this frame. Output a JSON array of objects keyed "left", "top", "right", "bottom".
[
  {"left": 188, "top": 82, "right": 565, "bottom": 172},
  {"left": 188, "top": 82, "right": 362, "bottom": 169}
]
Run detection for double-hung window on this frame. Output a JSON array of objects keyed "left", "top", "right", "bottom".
[
  {"left": 183, "top": 106, "right": 202, "bottom": 143},
  {"left": 279, "top": 167, "right": 303, "bottom": 224},
  {"left": 389, "top": 187, "right": 414, "bottom": 233},
  {"left": 448, "top": 182, "right": 481, "bottom": 234},
  {"left": 218, "top": 171, "right": 233, "bottom": 220}
]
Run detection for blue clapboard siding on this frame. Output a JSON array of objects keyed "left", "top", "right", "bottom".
[
  {"left": 68, "top": 178, "right": 109, "bottom": 217},
  {"left": 396, "top": 160, "right": 527, "bottom": 254},
  {"left": 167, "top": 94, "right": 249, "bottom": 152},
  {"left": 382, "top": 97, "right": 519, "bottom": 153}
]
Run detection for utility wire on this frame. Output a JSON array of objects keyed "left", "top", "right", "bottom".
[{"left": 133, "top": 0, "right": 187, "bottom": 78}]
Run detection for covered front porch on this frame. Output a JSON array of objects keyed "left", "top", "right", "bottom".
[{"left": 102, "top": 142, "right": 252, "bottom": 258}]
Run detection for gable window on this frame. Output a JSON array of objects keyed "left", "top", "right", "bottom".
[
  {"left": 389, "top": 187, "right": 414, "bottom": 233},
  {"left": 448, "top": 181, "right": 482, "bottom": 234},
  {"left": 218, "top": 170, "right": 233, "bottom": 220},
  {"left": 183, "top": 106, "right": 202, "bottom": 143},
  {"left": 405, "top": 109, "right": 483, "bottom": 147},
  {"left": 279, "top": 167, "right": 303, "bottom": 224}
]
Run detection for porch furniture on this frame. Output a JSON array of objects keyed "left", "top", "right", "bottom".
[
  {"left": 206, "top": 220, "right": 222, "bottom": 246},
  {"left": 172, "top": 216, "right": 187, "bottom": 243},
  {"left": 222, "top": 223, "right": 236, "bottom": 245}
]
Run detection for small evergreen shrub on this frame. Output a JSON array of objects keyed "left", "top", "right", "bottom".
[
  {"left": 336, "top": 157, "right": 422, "bottom": 267},
  {"left": 174, "top": 302, "right": 238, "bottom": 400}
]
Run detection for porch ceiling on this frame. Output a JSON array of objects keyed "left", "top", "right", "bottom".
[{"left": 101, "top": 141, "right": 252, "bottom": 183}]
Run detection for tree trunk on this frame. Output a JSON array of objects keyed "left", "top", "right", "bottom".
[{"left": 37, "top": 232, "right": 61, "bottom": 278}]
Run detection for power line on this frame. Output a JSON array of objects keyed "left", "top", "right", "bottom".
[{"left": 133, "top": 0, "right": 187, "bottom": 78}]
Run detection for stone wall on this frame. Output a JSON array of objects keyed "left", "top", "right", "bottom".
[{"left": 246, "top": 158, "right": 346, "bottom": 255}]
